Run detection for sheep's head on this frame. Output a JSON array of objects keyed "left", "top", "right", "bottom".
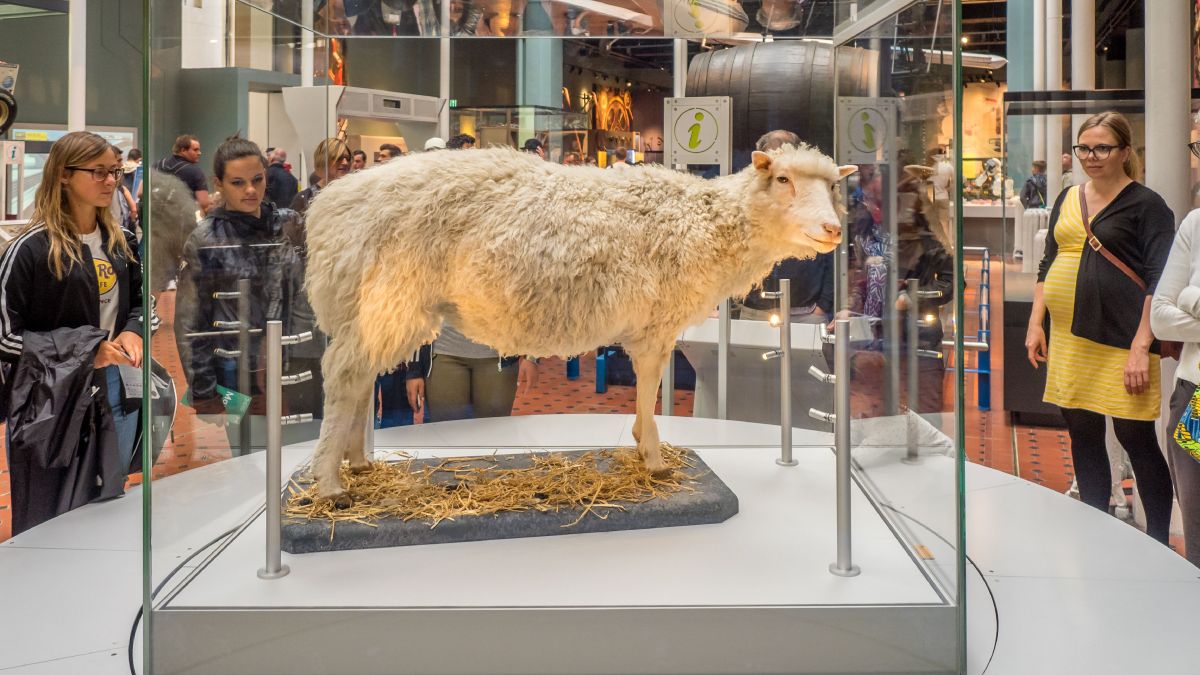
[{"left": 746, "top": 144, "right": 857, "bottom": 255}]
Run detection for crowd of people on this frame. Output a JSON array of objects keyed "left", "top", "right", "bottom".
[{"left": 6, "top": 111, "right": 1200, "bottom": 570}]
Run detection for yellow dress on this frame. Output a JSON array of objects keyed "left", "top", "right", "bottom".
[{"left": 1042, "top": 186, "right": 1160, "bottom": 420}]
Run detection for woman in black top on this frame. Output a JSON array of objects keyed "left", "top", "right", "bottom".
[
  {"left": 1027, "top": 111, "right": 1175, "bottom": 543},
  {"left": 0, "top": 131, "right": 148, "bottom": 533}
]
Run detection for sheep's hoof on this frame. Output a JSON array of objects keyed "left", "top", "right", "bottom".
[
  {"left": 332, "top": 493, "right": 353, "bottom": 510},
  {"left": 349, "top": 462, "right": 372, "bottom": 474},
  {"left": 298, "top": 497, "right": 313, "bottom": 506},
  {"left": 650, "top": 467, "right": 673, "bottom": 479}
]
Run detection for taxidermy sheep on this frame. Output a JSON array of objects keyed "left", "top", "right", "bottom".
[{"left": 303, "top": 144, "right": 855, "bottom": 506}]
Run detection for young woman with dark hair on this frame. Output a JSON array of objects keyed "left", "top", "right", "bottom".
[{"left": 175, "top": 136, "right": 300, "bottom": 443}]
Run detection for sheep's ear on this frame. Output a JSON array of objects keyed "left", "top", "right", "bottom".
[
  {"left": 751, "top": 151, "right": 773, "bottom": 173},
  {"left": 838, "top": 165, "right": 859, "bottom": 179}
]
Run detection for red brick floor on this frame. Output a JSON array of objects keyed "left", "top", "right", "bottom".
[{"left": 0, "top": 274, "right": 1183, "bottom": 557}]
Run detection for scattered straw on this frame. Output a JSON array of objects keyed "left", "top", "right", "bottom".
[{"left": 284, "top": 443, "right": 701, "bottom": 530}]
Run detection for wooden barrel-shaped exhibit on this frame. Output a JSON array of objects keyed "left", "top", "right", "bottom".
[{"left": 686, "top": 41, "right": 873, "bottom": 165}]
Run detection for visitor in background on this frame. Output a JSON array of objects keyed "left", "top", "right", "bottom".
[
  {"left": 446, "top": 134, "right": 476, "bottom": 150},
  {"left": 155, "top": 134, "right": 210, "bottom": 215},
  {"left": 378, "top": 143, "right": 404, "bottom": 161},
  {"left": 266, "top": 148, "right": 299, "bottom": 207},
  {"left": 1028, "top": 111, "right": 1175, "bottom": 545},
  {"left": 0, "top": 131, "right": 148, "bottom": 534},
  {"left": 351, "top": 149, "right": 367, "bottom": 171},
  {"left": 1020, "top": 160, "right": 1048, "bottom": 209}
]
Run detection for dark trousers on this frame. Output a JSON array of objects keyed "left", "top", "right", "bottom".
[
  {"left": 1167, "top": 380, "right": 1200, "bottom": 567},
  {"left": 1059, "top": 406, "right": 1174, "bottom": 544}
]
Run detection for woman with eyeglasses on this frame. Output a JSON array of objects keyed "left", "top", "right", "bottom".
[
  {"left": 0, "top": 131, "right": 149, "bottom": 533},
  {"left": 1150, "top": 138, "right": 1200, "bottom": 565},
  {"left": 1027, "top": 111, "right": 1176, "bottom": 545}
]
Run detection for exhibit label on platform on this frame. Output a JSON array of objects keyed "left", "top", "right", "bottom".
[
  {"left": 837, "top": 97, "right": 899, "bottom": 164},
  {"left": 664, "top": 96, "right": 732, "bottom": 170}
]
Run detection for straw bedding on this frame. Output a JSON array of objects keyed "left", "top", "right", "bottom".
[{"left": 284, "top": 442, "right": 702, "bottom": 532}]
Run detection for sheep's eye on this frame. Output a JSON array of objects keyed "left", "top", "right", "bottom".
[{"left": 776, "top": 176, "right": 789, "bottom": 184}]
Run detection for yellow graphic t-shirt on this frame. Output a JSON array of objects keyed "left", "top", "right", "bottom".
[{"left": 80, "top": 229, "right": 118, "bottom": 339}]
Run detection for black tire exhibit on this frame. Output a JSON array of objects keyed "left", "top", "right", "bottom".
[
  {"left": 686, "top": 41, "right": 872, "bottom": 162},
  {"left": 0, "top": 89, "right": 15, "bottom": 137}
]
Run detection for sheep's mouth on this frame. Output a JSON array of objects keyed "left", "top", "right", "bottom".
[{"left": 801, "top": 232, "right": 841, "bottom": 252}]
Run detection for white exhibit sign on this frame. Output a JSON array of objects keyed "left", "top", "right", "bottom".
[
  {"left": 1, "top": 140, "right": 22, "bottom": 165},
  {"left": 661, "top": 0, "right": 735, "bottom": 38},
  {"left": 664, "top": 96, "right": 731, "bottom": 172},
  {"left": 837, "top": 97, "right": 899, "bottom": 164}
]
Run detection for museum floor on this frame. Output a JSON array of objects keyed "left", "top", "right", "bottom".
[{"left": 0, "top": 278, "right": 1181, "bottom": 557}]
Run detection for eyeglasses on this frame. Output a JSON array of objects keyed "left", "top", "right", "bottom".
[
  {"left": 1072, "top": 144, "right": 1125, "bottom": 161},
  {"left": 66, "top": 166, "right": 123, "bottom": 182},
  {"left": 1188, "top": 141, "right": 1200, "bottom": 160}
]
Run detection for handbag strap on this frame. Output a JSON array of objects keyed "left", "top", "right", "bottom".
[{"left": 1079, "top": 183, "right": 1146, "bottom": 292}]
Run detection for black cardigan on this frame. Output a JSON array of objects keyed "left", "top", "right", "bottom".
[{"left": 1037, "top": 182, "right": 1175, "bottom": 352}]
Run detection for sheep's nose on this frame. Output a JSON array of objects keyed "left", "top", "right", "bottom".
[{"left": 822, "top": 222, "right": 842, "bottom": 238}]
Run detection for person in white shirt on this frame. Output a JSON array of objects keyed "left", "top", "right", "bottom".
[{"left": 1150, "top": 193, "right": 1200, "bottom": 567}]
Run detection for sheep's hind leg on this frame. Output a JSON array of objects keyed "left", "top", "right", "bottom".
[
  {"left": 312, "top": 338, "right": 374, "bottom": 508},
  {"left": 629, "top": 344, "right": 673, "bottom": 477}
]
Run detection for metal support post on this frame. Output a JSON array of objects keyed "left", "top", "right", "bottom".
[
  {"left": 977, "top": 249, "right": 991, "bottom": 410},
  {"left": 830, "top": 318, "right": 860, "bottom": 577},
  {"left": 258, "top": 321, "right": 290, "bottom": 580},
  {"left": 761, "top": 281, "right": 795, "bottom": 466},
  {"left": 236, "top": 279, "right": 252, "bottom": 457},
  {"left": 884, "top": 167, "right": 900, "bottom": 416},
  {"left": 717, "top": 298, "right": 730, "bottom": 420},
  {"left": 903, "top": 278, "right": 920, "bottom": 464}
]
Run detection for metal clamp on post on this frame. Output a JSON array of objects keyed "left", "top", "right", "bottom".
[
  {"left": 213, "top": 348, "right": 242, "bottom": 358},
  {"left": 212, "top": 320, "right": 243, "bottom": 329},
  {"left": 282, "top": 371, "right": 313, "bottom": 385},
  {"left": 258, "top": 320, "right": 290, "bottom": 580},
  {"left": 830, "top": 317, "right": 860, "bottom": 577},
  {"left": 212, "top": 290, "right": 242, "bottom": 300},
  {"left": 808, "top": 408, "right": 835, "bottom": 424},
  {"left": 282, "top": 331, "right": 314, "bottom": 346},
  {"left": 808, "top": 365, "right": 836, "bottom": 384},
  {"left": 282, "top": 413, "right": 314, "bottom": 425}
]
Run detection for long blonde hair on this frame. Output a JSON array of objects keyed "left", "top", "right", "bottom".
[
  {"left": 28, "top": 131, "right": 134, "bottom": 279},
  {"left": 313, "top": 138, "right": 351, "bottom": 183},
  {"left": 1077, "top": 111, "right": 1142, "bottom": 181}
]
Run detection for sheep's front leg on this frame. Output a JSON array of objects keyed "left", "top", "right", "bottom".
[{"left": 630, "top": 345, "right": 672, "bottom": 477}]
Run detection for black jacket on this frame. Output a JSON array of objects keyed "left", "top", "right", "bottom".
[
  {"left": 0, "top": 224, "right": 150, "bottom": 363},
  {"left": 175, "top": 203, "right": 301, "bottom": 400},
  {"left": 5, "top": 325, "right": 123, "bottom": 535},
  {"left": 266, "top": 162, "right": 299, "bottom": 208},
  {"left": 1038, "top": 182, "right": 1175, "bottom": 353}
]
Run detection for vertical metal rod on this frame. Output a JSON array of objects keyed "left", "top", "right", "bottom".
[
  {"left": 777, "top": 279, "right": 796, "bottom": 466},
  {"left": 978, "top": 249, "right": 991, "bottom": 410},
  {"left": 237, "top": 278, "right": 252, "bottom": 457},
  {"left": 258, "top": 321, "right": 290, "bottom": 580},
  {"left": 717, "top": 298, "right": 730, "bottom": 420},
  {"left": 885, "top": 165, "right": 900, "bottom": 417},
  {"left": 904, "top": 278, "right": 920, "bottom": 464},
  {"left": 830, "top": 318, "right": 860, "bottom": 577}
]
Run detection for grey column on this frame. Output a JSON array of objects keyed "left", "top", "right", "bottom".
[
  {"left": 1145, "top": 0, "right": 1192, "bottom": 223},
  {"left": 1032, "top": 0, "right": 1046, "bottom": 162},
  {"left": 1045, "top": 2, "right": 1064, "bottom": 195},
  {"left": 1070, "top": 0, "right": 1096, "bottom": 180}
]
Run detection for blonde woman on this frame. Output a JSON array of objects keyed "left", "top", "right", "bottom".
[
  {"left": 1026, "top": 111, "right": 1175, "bottom": 544},
  {"left": 0, "top": 131, "right": 148, "bottom": 534}
]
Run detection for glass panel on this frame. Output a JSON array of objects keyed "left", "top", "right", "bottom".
[
  {"left": 835, "top": 0, "right": 963, "bottom": 671},
  {"left": 145, "top": 0, "right": 965, "bottom": 670}
]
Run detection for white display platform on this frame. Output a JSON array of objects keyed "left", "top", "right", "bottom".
[
  {"left": 4, "top": 415, "right": 1200, "bottom": 674},
  {"left": 151, "top": 416, "right": 957, "bottom": 674}
]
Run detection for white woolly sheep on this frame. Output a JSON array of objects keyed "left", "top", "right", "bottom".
[{"left": 303, "top": 144, "right": 855, "bottom": 506}]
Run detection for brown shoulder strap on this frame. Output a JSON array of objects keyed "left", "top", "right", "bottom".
[{"left": 1079, "top": 183, "right": 1147, "bottom": 292}]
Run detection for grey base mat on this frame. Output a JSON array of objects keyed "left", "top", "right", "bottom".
[{"left": 281, "top": 449, "right": 739, "bottom": 554}]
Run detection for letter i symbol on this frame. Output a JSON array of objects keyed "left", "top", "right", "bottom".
[{"left": 688, "top": 112, "right": 705, "bottom": 149}]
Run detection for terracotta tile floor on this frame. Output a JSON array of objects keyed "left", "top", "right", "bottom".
[{"left": 0, "top": 267, "right": 1182, "bottom": 557}]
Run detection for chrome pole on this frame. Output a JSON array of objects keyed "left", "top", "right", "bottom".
[
  {"left": 903, "top": 278, "right": 920, "bottom": 464},
  {"left": 717, "top": 298, "right": 730, "bottom": 420},
  {"left": 778, "top": 280, "right": 795, "bottom": 466},
  {"left": 236, "top": 278, "right": 252, "bottom": 457},
  {"left": 762, "top": 281, "right": 796, "bottom": 466},
  {"left": 258, "top": 321, "right": 290, "bottom": 580},
  {"left": 830, "top": 318, "right": 860, "bottom": 577}
]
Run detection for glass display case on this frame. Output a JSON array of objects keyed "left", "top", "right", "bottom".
[{"left": 142, "top": 1, "right": 965, "bottom": 672}]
